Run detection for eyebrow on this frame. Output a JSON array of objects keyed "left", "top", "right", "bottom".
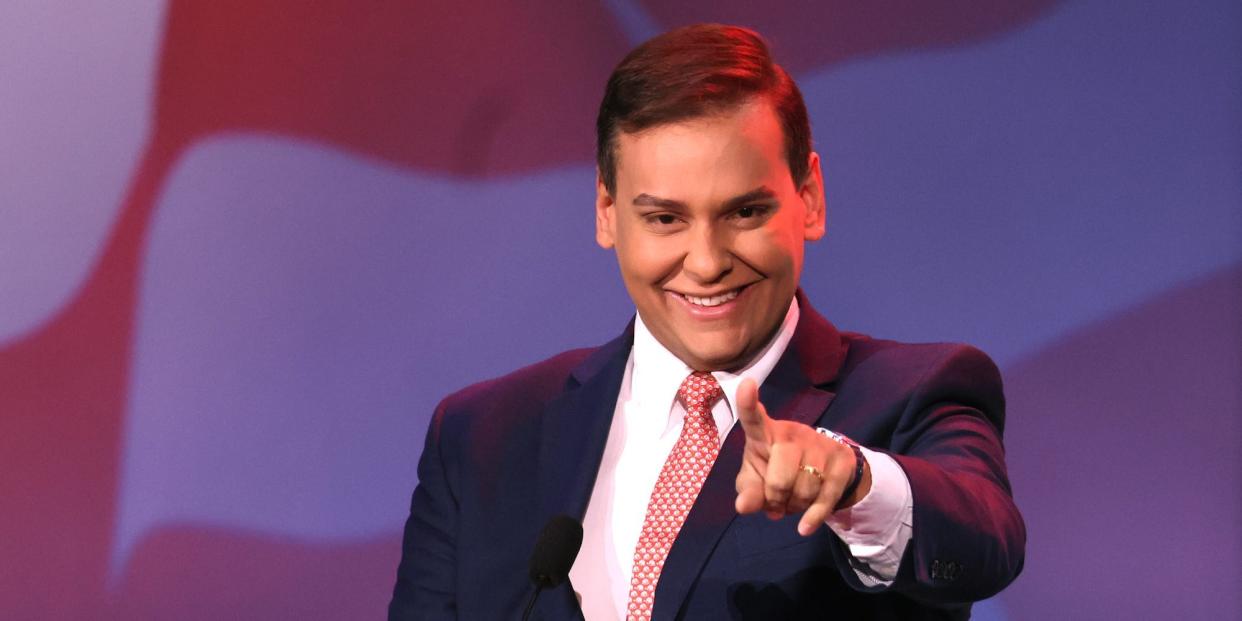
[{"left": 631, "top": 186, "right": 777, "bottom": 210}]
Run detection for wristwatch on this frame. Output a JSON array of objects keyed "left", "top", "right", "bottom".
[{"left": 815, "top": 427, "right": 866, "bottom": 506}]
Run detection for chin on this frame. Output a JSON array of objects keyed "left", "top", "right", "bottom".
[{"left": 681, "top": 343, "right": 750, "bottom": 372}]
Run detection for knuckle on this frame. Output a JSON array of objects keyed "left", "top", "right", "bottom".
[
  {"left": 817, "top": 482, "right": 840, "bottom": 502},
  {"left": 765, "top": 480, "right": 790, "bottom": 498}
]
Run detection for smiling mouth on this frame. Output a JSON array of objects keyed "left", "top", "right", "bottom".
[{"left": 673, "top": 284, "right": 750, "bottom": 308}]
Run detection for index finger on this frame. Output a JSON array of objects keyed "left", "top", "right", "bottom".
[{"left": 736, "top": 378, "right": 770, "bottom": 446}]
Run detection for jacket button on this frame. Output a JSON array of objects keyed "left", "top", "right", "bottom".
[{"left": 931, "top": 559, "right": 962, "bottom": 582}]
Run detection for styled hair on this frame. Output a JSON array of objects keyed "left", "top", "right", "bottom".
[{"left": 595, "top": 24, "right": 811, "bottom": 195}]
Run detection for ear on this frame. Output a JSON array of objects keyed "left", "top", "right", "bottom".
[
  {"left": 595, "top": 170, "right": 617, "bottom": 249},
  {"left": 799, "top": 152, "right": 826, "bottom": 241}
]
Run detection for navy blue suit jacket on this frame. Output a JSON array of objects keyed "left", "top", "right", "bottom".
[{"left": 389, "top": 298, "right": 1025, "bottom": 620}]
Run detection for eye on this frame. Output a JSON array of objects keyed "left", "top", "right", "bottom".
[
  {"left": 730, "top": 204, "right": 771, "bottom": 225},
  {"left": 641, "top": 211, "right": 685, "bottom": 231}
]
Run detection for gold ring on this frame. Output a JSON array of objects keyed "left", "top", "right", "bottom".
[{"left": 800, "top": 464, "right": 824, "bottom": 480}]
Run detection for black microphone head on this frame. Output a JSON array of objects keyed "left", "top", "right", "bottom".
[{"left": 528, "top": 514, "right": 583, "bottom": 588}]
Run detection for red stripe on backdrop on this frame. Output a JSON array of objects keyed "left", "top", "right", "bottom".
[
  {"left": 151, "top": 0, "right": 631, "bottom": 176},
  {"left": 110, "top": 527, "right": 399, "bottom": 620},
  {"left": 0, "top": 139, "right": 175, "bottom": 617},
  {"left": 0, "top": 1, "right": 1059, "bottom": 617}
]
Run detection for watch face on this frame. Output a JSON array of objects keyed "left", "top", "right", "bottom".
[{"left": 815, "top": 427, "right": 859, "bottom": 447}]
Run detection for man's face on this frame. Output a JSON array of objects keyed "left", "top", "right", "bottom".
[{"left": 596, "top": 99, "right": 826, "bottom": 371}]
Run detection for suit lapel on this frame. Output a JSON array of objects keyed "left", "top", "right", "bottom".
[
  {"left": 536, "top": 326, "right": 633, "bottom": 523},
  {"left": 531, "top": 328, "right": 633, "bottom": 621},
  {"left": 652, "top": 294, "right": 848, "bottom": 620}
]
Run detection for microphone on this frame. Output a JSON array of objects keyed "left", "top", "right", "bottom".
[{"left": 522, "top": 514, "right": 583, "bottom": 621}]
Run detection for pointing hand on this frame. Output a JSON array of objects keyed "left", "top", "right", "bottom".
[{"left": 733, "top": 378, "right": 870, "bottom": 536}]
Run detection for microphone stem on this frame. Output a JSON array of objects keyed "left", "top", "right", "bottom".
[{"left": 520, "top": 586, "right": 542, "bottom": 621}]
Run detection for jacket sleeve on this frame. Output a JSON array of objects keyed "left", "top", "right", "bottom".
[
  {"left": 833, "top": 344, "right": 1026, "bottom": 605},
  {"left": 389, "top": 401, "right": 459, "bottom": 620}
]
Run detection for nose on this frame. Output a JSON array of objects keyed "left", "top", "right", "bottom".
[{"left": 682, "top": 223, "right": 732, "bottom": 284}]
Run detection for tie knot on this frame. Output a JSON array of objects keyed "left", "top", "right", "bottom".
[{"left": 677, "top": 371, "right": 722, "bottom": 413}]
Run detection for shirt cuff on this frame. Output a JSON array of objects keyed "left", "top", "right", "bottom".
[{"left": 823, "top": 447, "right": 913, "bottom": 586}]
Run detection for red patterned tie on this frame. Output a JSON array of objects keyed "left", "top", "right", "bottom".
[{"left": 626, "top": 371, "right": 723, "bottom": 621}]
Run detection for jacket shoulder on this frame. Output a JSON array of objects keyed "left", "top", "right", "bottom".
[
  {"left": 840, "top": 333, "right": 1000, "bottom": 380},
  {"left": 440, "top": 347, "right": 596, "bottom": 411},
  {"left": 836, "top": 333, "right": 1005, "bottom": 428}
]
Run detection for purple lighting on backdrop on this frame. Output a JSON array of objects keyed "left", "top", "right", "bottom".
[{"left": 0, "top": 0, "right": 1238, "bottom": 619}]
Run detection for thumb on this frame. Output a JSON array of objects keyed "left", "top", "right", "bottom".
[{"left": 736, "top": 378, "right": 770, "bottom": 446}]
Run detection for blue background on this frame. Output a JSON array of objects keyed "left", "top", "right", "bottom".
[{"left": 0, "top": 0, "right": 1237, "bottom": 618}]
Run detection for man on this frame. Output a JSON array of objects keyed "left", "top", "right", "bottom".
[{"left": 390, "top": 24, "right": 1024, "bottom": 620}]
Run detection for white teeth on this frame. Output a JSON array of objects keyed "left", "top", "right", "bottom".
[{"left": 683, "top": 289, "right": 741, "bottom": 307}]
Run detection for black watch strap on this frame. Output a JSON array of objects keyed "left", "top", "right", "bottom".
[{"left": 815, "top": 427, "right": 866, "bottom": 507}]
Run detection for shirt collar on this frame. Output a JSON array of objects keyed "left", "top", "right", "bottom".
[{"left": 631, "top": 297, "right": 801, "bottom": 428}]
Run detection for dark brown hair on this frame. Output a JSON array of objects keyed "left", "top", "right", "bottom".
[{"left": 595, "top": 24, "right": 811, "bottom": 195}]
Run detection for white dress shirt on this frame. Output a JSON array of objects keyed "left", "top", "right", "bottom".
[{"left": 568, "top": 299, "right": 914, "bottom": 620}]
